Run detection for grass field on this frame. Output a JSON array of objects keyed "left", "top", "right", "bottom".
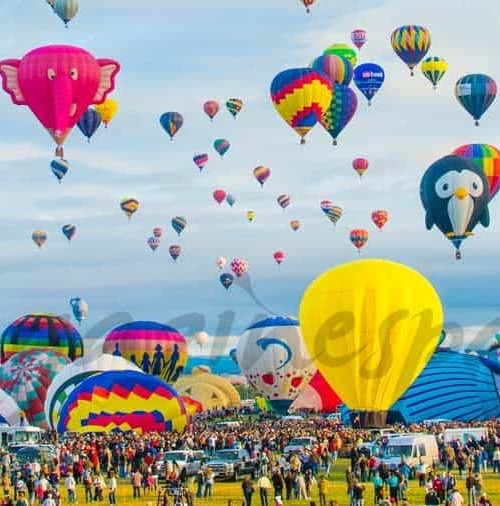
[{"left": 83, "top": 462, "right": 500, "bottom": 506}]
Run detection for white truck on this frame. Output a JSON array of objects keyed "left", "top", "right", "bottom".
[
  {"left": 379, "top": 434, "right": 439, "bottom": 470},
  {"left": 442, "top": 427, "right": 488, "bottom": 444},
  {"left": 155, "top": 450, "right": 204, "bottom": 482}
]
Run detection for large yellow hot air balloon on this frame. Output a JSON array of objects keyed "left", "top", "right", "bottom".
[
  {"left": 299, "top": 259, "right": 443, "bottom": 427},
  {"left": 94, "top": 98, "right": 118, "bottom": 127}
]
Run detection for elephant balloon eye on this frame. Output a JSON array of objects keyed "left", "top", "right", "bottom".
[
  {"left": 47, "top": 68, "right": 56, "bottom": 80},
  {"left": 70, "top": 68, "right": 78, "bottom": 80}
]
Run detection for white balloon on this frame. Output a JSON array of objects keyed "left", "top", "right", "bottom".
[{"left": 195, "top": 331, "right": 210, "bottom": 347}]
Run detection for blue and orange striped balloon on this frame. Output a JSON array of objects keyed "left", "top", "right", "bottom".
[{"left": 270, "top": 68, "right": 332, "bottom": 144}]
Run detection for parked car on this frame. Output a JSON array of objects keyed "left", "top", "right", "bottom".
[
  {"left": 283, "top": 436, "right": 318, "bottom": 455},
  {"left": 205, "top": 448, "right": 257, "bottom": 481},
  {"left": 155, "top": 450, "right": 204, "bottom": 481}
]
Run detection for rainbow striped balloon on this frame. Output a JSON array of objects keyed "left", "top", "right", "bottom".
[
  {"left": 56, "top": 370, "right": 188, "bottom": 434},
  {"left": 270, "top": 68, "right": 332, "bottom": 144},
  {"left": 1, "top": 313, "right": 83, "bottom": 363},
  {"left": 311, "top": 54, "right": 353, "bottom": 86}
]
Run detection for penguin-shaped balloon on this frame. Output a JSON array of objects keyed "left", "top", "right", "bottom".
[{"left": 420, "top": 155, "right": 490, "bottom": 258}]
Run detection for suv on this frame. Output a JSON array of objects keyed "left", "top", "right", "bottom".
[
  {"left": 155, "top": 450, "right": 204, "bottom": 482},
  {"left": 283, "top": 437, "right": 318, "bottom": 455},
  {"left": 205, "top": 449, "right": 257, "bottom": 481}
]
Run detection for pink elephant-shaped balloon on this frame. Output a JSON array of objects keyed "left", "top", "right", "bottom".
[{"left": 0, "top": 45, "right": 120, "bottom": 154}]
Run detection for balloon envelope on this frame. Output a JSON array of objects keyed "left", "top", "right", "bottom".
[
  {"left": 69, "top": 297, "right": 88, "bottom": 323},
  {"left": 390, "top": 25, "right": 431, "bottom": 75},
  {"left": 159, "top": 112, "right": 184, "bottom": 140},
  {"left": 455, "top": 74, "right": 497, "bottom": 125},
  {"left": 353, "top": 63, "right": 385, "bottom": 105}
]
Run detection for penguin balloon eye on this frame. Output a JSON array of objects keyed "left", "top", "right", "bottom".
[
  {"left": 465, "top": 171, "right": 484, "bottom": 198},
  {"left": 435, "top": 174, "right": 454, "bottom": 198}
]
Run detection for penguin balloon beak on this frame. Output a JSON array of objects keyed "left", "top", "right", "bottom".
[{"left": 454, "top": 187, "right": 468, "bottom": 200}]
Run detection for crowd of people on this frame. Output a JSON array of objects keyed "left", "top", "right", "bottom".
[{"left": 0, "top": 413, "right": 496, "bottom": 506}]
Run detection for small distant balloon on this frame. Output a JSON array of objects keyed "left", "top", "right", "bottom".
[
  {"left": 120, "top": 197, "right": 139, "bottom": 220},
  {"left": 171, "top": 216, "right": 187, "bottom": 236},
  {"left": 353, "top": 63, "right": 385, "bottom": 105},
  {"left": 226, "top": 194, "right": 236, "bottom": 207},
  {"left": 213, "top": 139, "right": 230, "bottom": 158},
  {"left": 219, "top": 273, "right": 234, "bottom": 291},
  {"left": 153, "top": 227, "right": 162, "bottom": 238},
  {"left": 69, "top": 297, "right": 88, "bottom": 324},
  {"left": 290, "top": 220, "right": 301, "bottom": 231},
  {"left": 253, "top": 166, "right": 271, "bottom": 187},
  {"left": 169, "top": 244, "right": 181, "bottom": 262},
  {"left": 320, "top": 200, "right": 342, "bottom": 225},
  {"left": 300, "top": 0, "right": 315, "bottom": 13},
  {"left": 50, "top": 158, "right": 69, "bottom": 183},
  {"left": 277, "top": 194, "right": 290, "bottom": 210},
  {"left": 32, "top": 230, "right": 47, "bottom": 249},
  {"left": 231, "top": 258, "right": 248, "bottom": 278},
  {"left": 203, "top": 100, "right": 219, "bottom": 121},
  {"left": 455, "top": 74, "right": 497, "bottom": 126},
  {"left": 421, "top": 56, "right": 448, "bottom": 90},
  {"left": 213, "top": 189, "right": 227, "bottom": 205},
  {"left": 93, "top": 98, "right": 118, "bottom": 127},
  {"left": 350, "top": 228, "right": 369, "bottom": 253},
  {"left": 274, "top": 251, "right": 285, "bottom": 265},
  {"left": 62, "top": 224, "right": 76, "bottom": 242},
  {"left": 77, "top": 108, "right": 101, "bottom": 142},
  {"left": 159, "top": 112, "right": 183, "bottom": 140},
  {"left": 246, "top": 211, "right": 256, "bottom": 222},
  {"left": 216, "top": 257, "right": 227, "bottom": 270},
  {"left": 53, "top": 0, "right": 79, "bottom": 27},
  {"left": 372, "top": 210, "right": 389, "bottom": 230},
  {"left": 147, "top": 236, "right": 160, "bottom": 252},
  {"left": 193, "top": 153, "right": 208, "bottom": 172},
  {"left": 226, "top": 98, "right": 243, "bottom": 118},
  {"left": 194, "top": 331, "right": 209, "bottom": 348},
  {"left": 352, "top": 158, "right": 369, "bottom": 178},
  {"left": 351, "top": 29, "right": 367, "bottom": 50}
]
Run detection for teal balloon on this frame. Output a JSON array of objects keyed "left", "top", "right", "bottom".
[
  {"left": 455, "top": 74, "right": 497, "bottom": 126},
  {"left": 171, "top": 216, "right": 186, "bottom": 236}
]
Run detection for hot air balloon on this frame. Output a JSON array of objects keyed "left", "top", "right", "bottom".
[
  {"left": 320, "top": 200, "right": 343, "bottom": 225},
  {"left": 452, "top": 144, "right": 500, "bottom": 200},
  {"left": 1, "top": 313, "right": 84, "bottom": 363},
  {"left": 270, "top": 68, "right": 332, "bottom": 144},
  {"left": 193, "top": 153, "right": 208, "bottom": 172},
  {"left": 391, "top": 25, "right": 431, "bottom": 76},
  {"left": 216, "top": 257, "right": 227, "bottom": 270},
  {"left": 350, "top": 229, "right": 368, "bottom": 252},
  {"left": 226, "top": 98, "right": 243, "bottom": 118},
  {"left": 310, "top": 55, "right": 353, "bottom": 86},
  {"left": 0, "top": 45, "right": 120, "bottom": 157},
  {"left": 77, "top": 108, "right": 101, "bottom": 142},
  {"left": 420, "top": 155, "right": 490, "bottom": 259},
  {"left": 213, "top": 189, "right": 227, "bottom": 205},
  {"left": 231, "top": 258, "right": 248, "bottom": 278},
  {"left": 455, "top": 74, "right": 497, "bottom": 126},
  {"left": 372, "top": 210, "right": 389, "bottom": 230},
  {"left": 353, "top": 63, "right": 385, "bottom": 105},
  {"left": 44, "top": 354, "right": 141, "bottom": 430},
  {"left": 351, "top": 29, "right": 367, "bottom": 50},
  {"left": 246, "top": 211, "right": 256, "bottom": 222},
  {"left": 253, "top": 166, "right": 271, "bottom": 187},
  {"left": 213, "top": 139, "right": 230, "bottom": 158},
  {"left": 219, "top": 273, "right": 234, "bottom": 291},
  {"left": 320, "top": 84, "right": 358, "bottom": 145},
  {"left": 273, "top": 251, "right": 285, "bottom": 265},
  {"left": 299, "top": 259, "right": 443, "bottom": 427},
  {"left": 93, "top": 97, "right": 118, "bottom": 127},
  {"left": 69, "top": 297, "right": 88, "bottom": 324},
  {"left": 323, "top": 43, "right": 357, "bottom": 67},
  {"left": 147, "top": 236, "right": 160, "bottom": 252},
  {"left": 226, "top": 194, "right": 236, "bottom": 207},
  {"left": 169, "top": 244, "right": 181, "bottom": 262},
  {"left": 290, "top": 220, "right": 301, "bottom": 231},
  {"left": 277, "top": 194, "right": 290, "bottom": 210},
  {"left": 171, "top": 216, "right": 186, "bottom": 236},
  {"left": 32, "top": 230, "right": 47, "bottom": 249},
  {"left": 194, "top": 331, "right": 209, "bottom": 348},
  {"left": 203, "top": 100, "right": 219, "bottom": 121},
  {"left": 236, "top": 316, "right": 315, "bottom": 414},
  {"left": 61, "top": 224, "right": 76, "bottom": 243},
  {"left": 291, "top": 371, "right": 342, "bottom": 413},
  {"left": 53, "top": 0, "right": 78, "bottom": 27},
  {"left": 0, "top": 348, "right": 70, "bottom": 428},
  {"left": 56, "top": 370, "right": 188, "bottom": 434},
  {"left": 120, "top": 197, "right": 139, "bottom": 220},
  {"left": 102, "top": 321, "right": 188, "bottom": 382},
  {"left": 300, "top": 0, "right": 315, "bottom": 13},
  {"left": 421, "top": 56, "right": 448, "bottom": 90},
  {"left": 352, "top": 158, "right": 369, "bottom": 178},
  {"left": 50, "top": 158, "right": 69, "bottom": 182},
  {"left": 153, "top": 227, "right": 162, "bottom": 238},
  {"left": 159, "top": 112, "right": 184, "bottom": 140}
]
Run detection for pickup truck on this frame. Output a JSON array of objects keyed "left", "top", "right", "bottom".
[
  {"left": 283, "top": 436, "right": 318, "bottom": 455},
  {"left": 155, "top": 450, "right": 204, "bottom": 482},
  {"left": 205, "top": 449, "right": 257, "bottom": 481}
]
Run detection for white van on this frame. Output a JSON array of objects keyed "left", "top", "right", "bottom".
[
  {"left": 0, "top": 425, "right": 43, "bottom": 448},
  {"left": 214, "top": 421, "right": 241, "bottom": 430},
  {"left": 380, "top": 434, "right": 439, "bottom": 469},
  {"left": 442, "top": 427, "right": 488, "bottom": 444}
]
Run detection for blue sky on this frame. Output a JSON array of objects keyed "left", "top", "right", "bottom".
[{"left": 1, "top": 0, "right": 500, "bottom": 343}]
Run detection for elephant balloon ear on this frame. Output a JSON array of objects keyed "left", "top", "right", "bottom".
[
  {"left": 0, "top": 60, "right": 25, "bottom": 104},
  {"left": 93, "top": 59, "right": 120, "bottom": 103}
]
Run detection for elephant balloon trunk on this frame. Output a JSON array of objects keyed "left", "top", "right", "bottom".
[{"left": 52, "top": 76, "right": 74, "bottom": 142}]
